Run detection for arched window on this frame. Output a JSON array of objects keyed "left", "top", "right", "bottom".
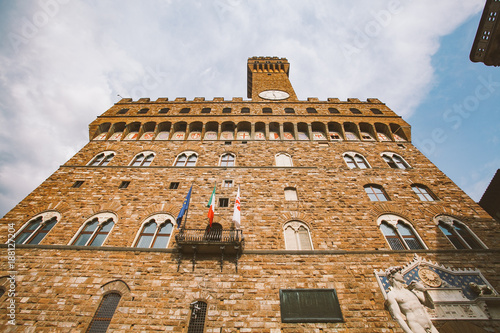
[
  {"left": 130, "top": 152, "right": 155, "bottom": 166},
  {"left": 343, "top": 152, "right": 370, "bottom": 169},
  {"left": 14, "top": 212, "right": 60, "bottom": 245},
  {"left": 134, "top": 214, "right": 174, "bottom": 249},
  {"left": 378, "top": 215, "right": 425, "bottom": 250},
  {"left": 71, "top": 213, "right": 116, "bottom": 247},
  {"left": 382, "top": 152, "right": 410, "bottom": 169},
  {"left": 364, "top": 184, "right": 389, "bottom": 201},
  {"left": 174, "top": 152, "right": 198, "bottom": 167},
  {"left": 436, "top": 216, "right": 485, "bottom": 249},
  {"left": 187, "top": 301, "right": 208, "bottom": 333},
  {"left": 284, "top": 221, "right": 313, "bottom": 250},
  {"left": 89, "top": 151, "right": 115, "bottom": 166},
  {"left": 220, "top": 153, "right": 235, "bottom": 167},
  {"left": 411, "top": 184, "right": 437, "bottom": 201},
  {"left": 275, "top": 153, "right": 293, "bottom": 167},
  {"left": 87, "top": 292, "right": 121, "bottom": 332}
]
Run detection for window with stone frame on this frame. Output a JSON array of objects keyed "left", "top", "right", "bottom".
[
  {"left": 130, "top": 151, "right": 155, "bottom": 167},
  {"left": 174, "top": 151, "right": 198, "bottom": 167},
  {"left": 71, "top": 213, "right": 116, "bottom": 247},
  {"left": 411, "top": 184, "right": 437, "bottom": 201},
  {"left": 87, "top": 292, "right": 121, "bottom": 333},
  {"left": 275, "top": 153, "right": 293, "bottom": 167},
  {"left": 284, "top": 221, "right": 313, "bottom": 250},
  {"left": 436, "top": 216, "right": 485, "bottom": 249},
  {"left": 382, "top": 152, "right": 410, "bottom": 169},
  {"left": 14, "top": 212, "right": 60, "bottom": 245},
  {"left": 284, "top": 187, "right": 298, "bottom": 201},
  {"left": 88, "top": 151, "right": 115, "bottom": 166},
  {"left": 378, "top": 215, "right": 425, "bottom": 250},
  {"left": 134, "top": 215, "right": 174, "bottom": 249},
  {"left": 343, "top": 152, "right": 370, "bottom": 169},
  {"left": 220, "top": 153, "right": 235, "bottom": 167},
  {"left": 364, "top": 184, "right": 389, "bottom": 201}
]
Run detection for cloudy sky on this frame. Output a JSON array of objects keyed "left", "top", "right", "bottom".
[{"left": 0, "top": 0, "right": 499, "bottom": 217}]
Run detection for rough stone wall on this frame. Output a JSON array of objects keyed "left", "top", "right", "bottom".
[
  {"left": 1, "top": 249, "right": 499, "bottom": 332},
  {"left": 1, "top": 99, "right": 499, "bottom": 332}
]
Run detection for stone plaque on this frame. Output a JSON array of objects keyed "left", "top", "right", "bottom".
[{"left": 279, "top": 289, "right": 343, "bottom": 323}]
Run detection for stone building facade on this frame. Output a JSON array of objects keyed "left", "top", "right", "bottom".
[{"left": 1, "top": 57, "right": 499, "bottom": 332}]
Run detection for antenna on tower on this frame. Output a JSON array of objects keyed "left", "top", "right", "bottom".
[{"left": 117, "top": 94, "right": 124, "bottom": 99}]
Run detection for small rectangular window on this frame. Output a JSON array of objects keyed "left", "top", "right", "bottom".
[
  {"left": 218, "top": 198, "right": 229, "bottom": 207},
  {"left": 225, "top": 141, "right": 231, "bottom": 145},
  {"left": 223, "top": 180, "right": 233, "bottom": 188},
  {"left": 262, "top": 108, "right": 272, "bottom": 114},
  {"left": 350, "top": 108, "right": 362, "bottom": 114},
  {"left": 306, "top": 108, "right": 317, "bottom": 113},
  {"left": 158, "top": 108, "right": 170, "bottom": 114},
  {"left": 370, "top": 108, "right": 383, "bottom": 114},
  {"left": 72, "top": 181, "right": 84, "bottom": 188},
  {"left": 138, "top": 108, "right": 149, "bottom": 114},
  {"left": 119, "top": 181, "right": 130, "bottom": 189},
  {"left": 117, "top": 108, "right": 129, "bottom": 114},
  {"left": 328, "top": 108, "right": 340, "bottom": 114},
  {"left": 169, "top": 182, "right": 179, "bottom": 189},
  {"left": 241, "top": 107, "right": 250, "bottom": 114},
  {"left": 180, "top": 108, "right": 190, "bottom": 114},
  {"left": 285, "top": 108, "right": 295, "bottom": 114},
  {"left": 201, "top": 108, "right": 211, "bottom": 114},
  {"left": 222, "top": 108, "right": 231, "bottom": 113}
]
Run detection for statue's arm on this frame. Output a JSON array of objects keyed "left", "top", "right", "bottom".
[{"left": 386, "top": 294, "right": 413, "bottom": 333}]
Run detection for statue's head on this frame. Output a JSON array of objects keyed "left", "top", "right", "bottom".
[{"left": 386, "top": 266, "right": 404, "bottom": 284}]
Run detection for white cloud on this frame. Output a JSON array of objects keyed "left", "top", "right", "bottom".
[{"left": 0, "top": 0, "right": 485, "bottom": 216}]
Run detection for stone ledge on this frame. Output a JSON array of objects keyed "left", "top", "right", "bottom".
[{"left": 4, "top": 244, "right": 499, "bottom": 256}]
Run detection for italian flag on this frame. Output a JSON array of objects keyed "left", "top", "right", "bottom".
[{"left": 207, "top": 185, "right": 216, "bottom": 226}]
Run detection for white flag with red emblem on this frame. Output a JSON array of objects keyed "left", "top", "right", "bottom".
[{"left": 232, "top": 186, "right": 241, "bottom": 229}]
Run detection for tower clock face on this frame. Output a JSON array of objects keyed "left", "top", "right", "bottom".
[{"left": 259, "top": 90, "right": 290, "bottom": 100}]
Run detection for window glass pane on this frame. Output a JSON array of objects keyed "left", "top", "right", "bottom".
[
  {"left": 143, "top": 222, "right": 157, "bottom": 233},
  {"left": 284, "top": 227, "right": 297, "bottom": 250},
  {"left": 393, "top": 155, "right": 408, "bottom": 169},
  {"left": 132, "top": 154, "right": 144, "bottom": 166},
  {"left": 84, "top": 220, "right": 99, "bottom": 232},
  {"left": 101, "top": 221, "right": 114, "bottom": 232},
  {"left": 136, "top": 235, "right": 153, "bottom": 248},
  {"left": 15, "top": 231, "right": 33, "bottom": 244},
  {"left": 380, "top": 223, "right": 397, "bottom": 236},
  {"left": 158, "top": 223, "right": 173, "bottom": 235},
  {"left": 439, "top": 224, "right": 466, "bottom": 249},
  {"left": 354, "top": 155, "right": 368, "bottom": 169},
  {"left": 28, "top": 233, "right": 46, "bottom": 245},
  {"left": 454, "top": 223, "right": 482, "bottom": 249},
  {"left": 175, "top": 155, "right": 187, "bottom": 166},
  {"left": 345, "top": 132, "right": 358, "bottom": 140},
  {"left": 344, "top": 155, "right": 356, "bottom": 169},
  {"left": 186, "top": 155, "right": 197, "bottom": 166},
  {"left": 74, "top": 233, "right": 91, "bottom": 246},
  {"left": 152, "top": 235, "right": 169, "bottom": 248},
  {"left": 27, "top": 220, "right": 42, "bottom": 230},
  {"left": 143, "top": 154, "right": 154, "bottom": 166},
  {"left": 383, "top": 155, "right": 398, "bottom": 169},
  {"left": 187, "top": 301, "right": 207, "bottom": 333},
  {"left": 42, "top": 219, "right": 57, "bottom": 231},
  {"left": 90, "top": 234, "right": 106, "bottom": 247},
  {"left": 298, "top": 227, "right": 312, "bottom": 250},
  {"left": 91, "top": 154, "right": 104, "bottom": 166},
  {"left": 396, "top": 223, "right": 413, "bottom": 236},
  {"left": 101, "top": 154, "right": 114, "bottom": 166}
]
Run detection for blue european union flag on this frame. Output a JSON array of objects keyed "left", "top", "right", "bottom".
[{"left": 176, "top": 185, "right": 192, "bottom": 228}]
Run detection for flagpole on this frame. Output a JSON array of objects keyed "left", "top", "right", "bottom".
[{"left": 182, "top": 183, "right": 194, "bottom": 230}]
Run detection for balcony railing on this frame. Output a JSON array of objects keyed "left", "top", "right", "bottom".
[
  {"left": 175, "top": 228, "right": 244, "bottom": 272},
  {"left": 176, "top": 228, "right": 243, "bottom": 244}
]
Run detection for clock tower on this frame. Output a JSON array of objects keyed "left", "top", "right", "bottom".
[{"left": 247, "top": 56, "right": 298, "bottom": 101}]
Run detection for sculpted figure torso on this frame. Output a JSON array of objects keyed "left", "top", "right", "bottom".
[{"left": 385, "top": 267, "right": 439, "bottom": 333}]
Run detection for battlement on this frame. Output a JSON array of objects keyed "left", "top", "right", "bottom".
[{"left": 115, "top": 97, "right": 383, "bottom": 104}]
